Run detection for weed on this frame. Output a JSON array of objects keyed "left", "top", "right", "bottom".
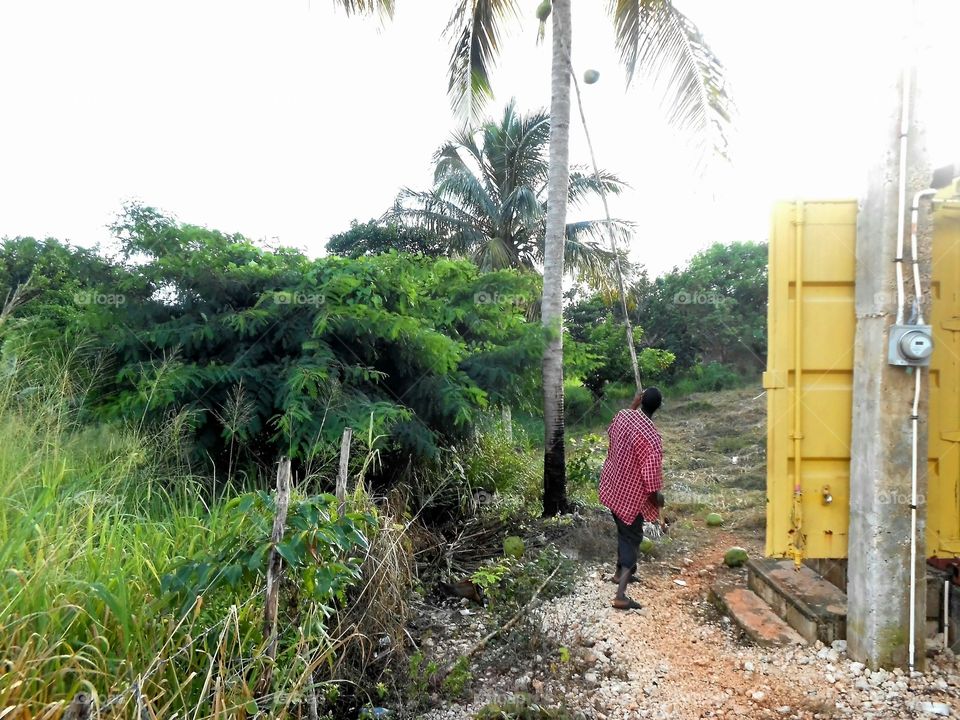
[
  {"left": 441, "top": 657, "right": 473, "bottom": 699},
  {"left": 474, "top": 695, "right": 582, "bottom": 719}
]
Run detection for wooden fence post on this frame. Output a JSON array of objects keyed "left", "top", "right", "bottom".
[
  {"left": 255, "top": 458, "right": 292, "bottom": 699},
  {"left": 336, "top": 427, "right": 353, "bottom": 517},
  {"left": 63, "top": 692, "right": 90, "bottom": 720}
]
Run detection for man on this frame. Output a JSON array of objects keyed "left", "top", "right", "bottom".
[{"left": 599, "top": 387, "right": 665, "bottom": 610}]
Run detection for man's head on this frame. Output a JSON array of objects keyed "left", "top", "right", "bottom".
[{"left": 632, "top": 387, "right": 663, "bottom": 417}]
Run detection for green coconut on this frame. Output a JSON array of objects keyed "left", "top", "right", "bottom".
[
  {"left": 535, "top": 0, "right": 552, "bottom": 22},
  {"left": 639, "top": 537, "right": 655, "bottom": 555},
  {"left": 503, "top": 535, "right": 525, "bottom": 559},
  {"left": 724, "top": 547, "right": 749, "bottom": 567},
  {"left": 583, "top": 69, "right": 600, "bottom": 84},
  {"left": 705, "top": 512, "right": 724, "bottom": 527}
]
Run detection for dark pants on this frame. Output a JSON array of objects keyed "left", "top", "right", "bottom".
[{"left": 612, "top": 511, "right": 645, "bottom": 572}]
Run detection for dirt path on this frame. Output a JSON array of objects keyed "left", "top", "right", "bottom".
[
  {"left": 422, "top": 389, "right": 960, "bottom": 718},
  {"left": 540, "top": 532, "right": 834, "bottom": 719},
  {"left": 425, "top": 525, "right": 960, "bottom": 719}
]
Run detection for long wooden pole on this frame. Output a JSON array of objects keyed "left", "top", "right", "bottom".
[{"left": 255, "top": 458, "right": 292, "bottom": 699}]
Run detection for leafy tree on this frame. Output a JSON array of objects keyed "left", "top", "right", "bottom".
[
  {"left": 7, "top": 206, "right": 544, "bottom": 483},
  {"left": 314, "top": 1, "right": 732, "bottom": 514},
  {"left": 634, "top": 241, "right": 768, "bottom": 374},
  {"left": 389, "top": 100, "right": 629, "bottom": 284},
  {"left": 0, "top": 236, "right": 135, "bottom": 343},
  {"left": 326, "top": 219, "right": 446, "bottom": 258},
  {"left": 565, "top": 290, "right": 674, "bottom": 398}
]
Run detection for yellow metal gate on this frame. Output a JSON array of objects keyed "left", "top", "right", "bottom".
[{"left": 765, "top": 186, "right": 960, "bottom": 559}]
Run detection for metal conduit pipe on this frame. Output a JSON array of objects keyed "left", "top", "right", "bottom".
[
  {"left": 790, "top": 201, "right": 805, "bottom": 568},
  {"left": 906, "top": 188, "right": 935, "bottom": 672}
]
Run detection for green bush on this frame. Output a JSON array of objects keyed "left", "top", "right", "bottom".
[
  {"left": 668, "top": 362, "right": 746, "bottom": 396},
  {"left": 475, "top": 696, "right": 579, "bottom": 719},
  {"left": 464, "top": 420, "right": 539, "bottom": 496},
  {"left": 3, "top": 205, "right": 546, "bottom": 481},
  {"left": 470, "top": 544, "right": 576, "bottom": 611},
  {"left": 566, "top": 432, "right": 606, "bottom": 505},
  {"left": 564, "top": 382, "right": 596, "bottom": 426}
]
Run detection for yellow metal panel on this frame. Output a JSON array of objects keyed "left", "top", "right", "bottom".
[
  {"left": 928, "top": 188, "right": 960, "bottom": 557},
  {"left": 766, "top": 188, "right": 960, "bottom": 559},
  {"left": 766, "top": 201, "right": 857, "bottom": 559}
]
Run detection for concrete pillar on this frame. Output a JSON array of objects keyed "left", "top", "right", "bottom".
[{"left": 847, "top": 68, "right": 932, "bottom": 670}]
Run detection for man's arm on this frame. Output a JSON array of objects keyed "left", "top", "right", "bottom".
[{"left": 634, "top": 436, "right": 664, "bottom": 520}]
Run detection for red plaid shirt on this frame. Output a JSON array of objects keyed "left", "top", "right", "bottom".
[{"left": 599, "top": 409, "right": 663, "bottom": 524}]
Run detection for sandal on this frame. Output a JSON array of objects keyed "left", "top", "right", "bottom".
[{"left": 612, "top": 597, "right": 643, "bottom": 610}]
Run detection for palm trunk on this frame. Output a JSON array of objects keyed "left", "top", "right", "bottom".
[{"left": 541, "top": 0, "right": 572, "bottom": 517}]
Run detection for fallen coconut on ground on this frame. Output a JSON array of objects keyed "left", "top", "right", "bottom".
[
  {"left": 503, "top": 535, "right": 525, "bottom": 559},
  {"left": 706, "top": 512, "right": 724, "bottom": 527},
  {"left": 724, "top": 547, "right": 749, "bottom": 567}
]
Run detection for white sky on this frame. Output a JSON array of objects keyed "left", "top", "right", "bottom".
[{"left": 1, "top": 1, "right": 957, "bottom": 276}]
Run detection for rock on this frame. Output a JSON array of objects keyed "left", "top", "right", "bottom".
[
  {"left": 916, "top": 701, "right": 951, "bottom": 716},
  {"left": 743, "top": 661, "right": 756, "bottom": 673},
  {"left": 751, "top": 691, "right": 766, "bottom": 701},
  {"left": 849, "top": 662, "right": 865, "bottom": 676},
  {"left": 776, "top": 707, "right": 791, "bottom": 715},
  {"left": 584, "top": 671, "right": 598, "bottom": 686},
  {"left": 514, "top": 674, "right": 532, "bottom": 692}
]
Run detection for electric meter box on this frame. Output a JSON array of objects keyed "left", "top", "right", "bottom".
[{"left": 888, "top": 324, "right": 934, "bottom": 366}]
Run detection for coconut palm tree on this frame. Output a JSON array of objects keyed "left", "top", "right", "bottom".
[
  {"left": 334, "top": 0, "right": 731, "bottom": 516},
  {"left": 388, "top": 100, "right": 630, "bottom": 283}
]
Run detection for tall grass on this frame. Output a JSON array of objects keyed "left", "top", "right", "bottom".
[
  {"left": 0, "top": 345, "right": 260, "bottom": 716},
  {"left": 0, "top": 344, "right": 408, "bottom": 719}
]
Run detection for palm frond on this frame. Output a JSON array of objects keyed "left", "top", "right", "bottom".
[
  {"left": 388, "top": 189, "right": 490, "bottom": 244},
  {"left": 444, "top": 0, "right": 522, "bottom": 123},
  {"left": 567, "top": 167, "right": 628, "bottom": 208},
  {"left": 501, "top": 185, "right": 542, "bottom": 229},
  {"left": 609, "top": 0, "right": 732, "bottom": 160},
  {"left": 564, "top": 219, "right": 633, "bottom": 258},
  {"left": 331, "top": 0, "right": 394, "bottom": 18},
  {"left": 473, "top": 234, "right": 524, "bottom": 271},
  {"left": 435, "top": 171, "right": 500, "bottom": 225},
  {"left": 509, "top": 107, "right": 551, "bottom": 190}
]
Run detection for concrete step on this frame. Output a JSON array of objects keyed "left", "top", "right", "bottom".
[
  {"left": 710, "top": 578, "right": 807, "bottom": 647},
  {"left": 747, "top": 558, "right": 847, "bottom": 645}
]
